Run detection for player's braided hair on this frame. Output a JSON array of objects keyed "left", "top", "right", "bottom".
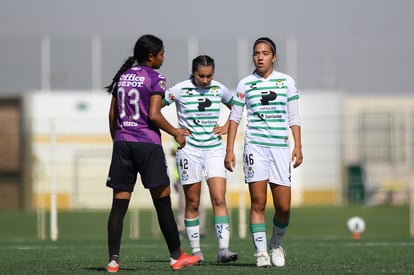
[
  {"left": 192, "top": 55, "right": 215, "bottom": 73},
  {"left": 105, "top": 56, "right": 136, "bottom": 93},
  {"left": 105, "top": 34, "right": 164, "bottom": 93}
]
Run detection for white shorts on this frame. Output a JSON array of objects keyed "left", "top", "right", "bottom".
[
  {"left": 243, "top": 144, "right": 291, "bottom": 186},
  {"left": 176, "top": 145, "right": 227, "bottom": 185}
]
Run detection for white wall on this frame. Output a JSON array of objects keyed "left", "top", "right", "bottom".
[{"left": 28, "top": 90, "right": 413, "bottom": 209}]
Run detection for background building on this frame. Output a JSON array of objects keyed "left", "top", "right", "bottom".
[{"left": 0, "top": 1, "right": 413, "bottom": 210}]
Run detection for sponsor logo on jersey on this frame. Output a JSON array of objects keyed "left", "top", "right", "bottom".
[
  {"left": 236, "top": 91, "right": 244, "bottom": 100},
  {"left": 197, "top": 98, "right": 212, "bottom": 111},
  {"left": 260, "top": 91, "right": 277, "bottom": 105},
  {"left": 167, "top": 93, "right": 176, "bottom": 101},
  {"left": 257, "top": 113, "right": 282, "bottom": 120},
  {"left": 193, "top": 119, "right": 217, "bottom": 126},
  {"left": 123, "top": 121, "right": 138, "bottom": 127},
  {"left": 118, "top": 73, "right": 145, "bottom": 88}
]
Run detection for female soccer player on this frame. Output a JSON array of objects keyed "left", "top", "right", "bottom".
[
  {"left": 224, "top": 37, "right": 303, "bottom": 268},
  {"left": 163, "top": 55, "right": 238, "bottom": 263},
  {"left": 105, "top": 34, "right": 200, "bottom": 272}
]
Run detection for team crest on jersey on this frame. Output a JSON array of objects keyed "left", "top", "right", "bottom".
[
  {"left": 247, "top": 166, "right": 254, "bottom": 178},
  {"left": 210, "top": 86, "right": 219, "bottom": 96},
  {"left": 275, "top": 79, "right": 285, "bottom": 88},
  {"left": 159, "top": 80, "right": 166, "bottom": 91},
  {"left": 181, "top": 170, "right": 189, "bottom": 181},
  {"left": 236, "top": 91, "right": 244, "bottom": 100}
]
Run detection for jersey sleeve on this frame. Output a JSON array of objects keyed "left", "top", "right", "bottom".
[
  {"left": 286, "top": 75, "right": 301, "bottom": 127},
  {"left": 163, "top": 84, "right": 179, "bottom": 106},
  {"left": 232, "top": 80, "right": 246, "bottom": 107},
  {"left": 229, "top": 80, "right": 246, "bottom": 124},
  {"left": 151, "top": 74, "right": 167, "bottom": 97},
  {"left": 220, "top": 84, "right": 233, "bottom": 106}
]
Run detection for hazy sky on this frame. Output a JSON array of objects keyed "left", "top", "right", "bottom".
[{"left": 1, "top": 0, "right": 413, "bottom": 94}]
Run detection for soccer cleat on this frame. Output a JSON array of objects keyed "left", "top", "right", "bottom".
[
  {"left": 193, "top": 251, "right": 204, "bottom": 264},
  {"left": 270, "top": 246, "right": 286, "bottom": 267},
  {"left": 217, "top": 248, "right": 239, "bottom": 263},
  {"left": 255, "top": 252, "right": 271, "bottom": 268},
  {"left": 106, "top": 260, "right": 120, "bottom": 273},
  {"left": 169, "top": 251, "right": 201, "bottom": 270}
]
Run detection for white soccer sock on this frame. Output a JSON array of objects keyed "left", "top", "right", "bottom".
[
  {"left": 250, "top": 223, "right": 267, "bottom": 253},
  {"left": 252, "top": 231, "right": 267, "bottom": 253},
  {"left": 185, "top": 217, "right": 201, "bottom": 254},
  {"left": 214, "top": 216, "right": 230, "bottom": 250}
]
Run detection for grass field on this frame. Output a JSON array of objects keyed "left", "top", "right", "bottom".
[{"left": 1, "top": 205, "right": 413, "bottom": 274}]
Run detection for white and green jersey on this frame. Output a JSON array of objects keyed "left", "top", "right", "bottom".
[
  {"left": 164, "top": 79, "right": 232, "bottom": 149},
  {"left": 230, "top": 70, "right": 300, "bottom": 148}
]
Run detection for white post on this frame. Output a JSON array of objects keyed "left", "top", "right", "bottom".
[
  {"left": 41, "top": 36, "right": 51, "bottom": 91},
  {"left": 237, "top": 36, "right": 249, "bottom": 81},
  {"left": 129, "top": 208, "right": 139, "bottom": 239},
  {"left": 50, "top": 119, "right": 58, "bottom": 241},
  {"left": 411, "top": 187, "right": 414, "bottom": 237},
  {"left": 187, "top": 36, "right": 199, "bottom": 71},
  {"left": 37, "top": 204, "right": 46, "bottom": 240},
  {"left": 286, "top": 35, "right": 298, "bottom": 81},
  {"left": 407, "top": 113, "right": 414, "bottom": 237},
  {"left": 236, "top": 36, "right": 249, "bottom": 239},
  {"left": 91, "top": 35, "right": 102, "bottom": 91}
]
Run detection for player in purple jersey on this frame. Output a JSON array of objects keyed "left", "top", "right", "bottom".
[{"left": 104, "top": 34, "right": 200, "bottom": 272}]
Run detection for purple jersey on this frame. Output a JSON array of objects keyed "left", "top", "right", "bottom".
[{"left": 112, "top": 65, "right": 167, "bottom": 144}]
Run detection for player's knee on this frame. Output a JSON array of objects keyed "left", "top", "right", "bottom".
[
  {"left": 186, "top": 200, "right": 200, "bottom": 213},
  {"left": 211, "top": 197, "right": 226, "bottom": 208},
  {"left": 251, "top": 197, "right": 267, "bottom": 210},
  {"left": 276, "top": 205, "right": 290, "bottom": 217}
]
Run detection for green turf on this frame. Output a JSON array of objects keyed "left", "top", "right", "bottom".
[{"left": 0, "top": 206, "right": 413, "bottom": 274}]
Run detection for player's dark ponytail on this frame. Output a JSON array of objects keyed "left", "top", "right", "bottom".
[
  {"left": 105, "top": 56, "right": 136, "bottom": 93},
  {"left": 105, "top": 34, "right": 163, "bottom": 93}
]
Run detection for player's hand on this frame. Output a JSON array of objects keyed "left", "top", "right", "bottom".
[
  {"left": 177, "top": 127, "right": 191, "bottom": 136},
  {"left": 213, "top": 125, "right": 228, "bottom": 136},
  {"left": 174, "top": 128, "right": 191, "bottom": 148},
  {"left": 291, "top": 147, "right": 303, "bottom": 168},
  {"left": 224, "top": 151, "right": 235, "bottom": 172}
]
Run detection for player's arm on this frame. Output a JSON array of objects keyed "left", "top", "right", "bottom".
[
  {"left": 213, "top": 119, "right": 229, "bottom": 136},
  {"left": 287, "top": 90, "right": 303, "bottom": 168},
  {"left": 224, "top": 120, "right": 239, "bottom": 172},
  {"left": 290, "top": 125, "right": 303, "bottom": 168},
  {"left": 213, "top": 95, "right": 233, "bottom": 135},
  {"left": 108, "top": 95, "right": 118, "bottom": 140},
  {"left": 149, "top": 94, "right": 190, "bottom": 148},
  {"left": 224, "top": 100, "right": 243, "bottom": 172}
]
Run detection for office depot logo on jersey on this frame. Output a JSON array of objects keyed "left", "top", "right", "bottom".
[{"left": 118, "top": 74, "right": 145, "bottom": 88}]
